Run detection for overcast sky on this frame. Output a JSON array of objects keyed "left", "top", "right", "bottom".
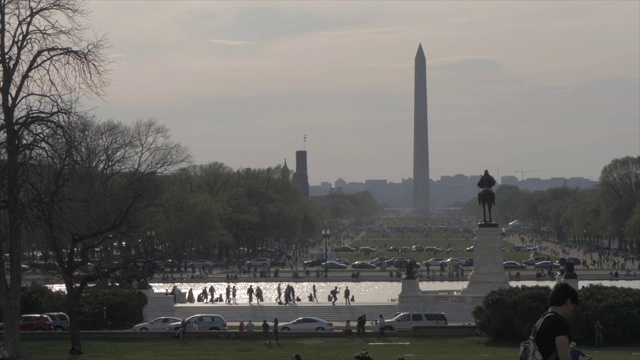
[{"left": 84, "top": 1, "right": 640, "bottom": 185}]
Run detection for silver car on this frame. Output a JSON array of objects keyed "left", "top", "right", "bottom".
[
  {"left": 132, "top": 316, "right": 181, "bottom": 331},
  {"left": 166, "top": 314, "right": 228, "bottom": 331},
  {"left": 277, "top": 317, "right": 334, "bottom": 331}
]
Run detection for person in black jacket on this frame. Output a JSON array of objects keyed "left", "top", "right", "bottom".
[{"left": 534, "top": 283, "right": 579, "bottom": 360}]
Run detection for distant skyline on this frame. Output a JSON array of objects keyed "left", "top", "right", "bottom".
[{"left": 84, "top": 1, "right": 639, "bottom": 185}]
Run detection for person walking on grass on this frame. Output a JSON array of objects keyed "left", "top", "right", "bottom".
[
  {"left": 378, "top": 315, "right": 385, "bottom": 337},
  {"left": 262, "top": 320, "right": 270, "bottom": 343},
  {"left": 533, "top": 282, "right": 579, "bottom": 360},
  {"left": 273, "top": 318, "right": 279, "bottom": 343}
]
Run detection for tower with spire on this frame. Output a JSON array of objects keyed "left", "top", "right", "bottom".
[{"left": 292, "top": 151, "right": 309, "bottom": 196}]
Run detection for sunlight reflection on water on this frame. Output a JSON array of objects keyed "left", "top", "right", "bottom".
[{"left": 46, "top": 280, "right": 638, "bottom": 302}]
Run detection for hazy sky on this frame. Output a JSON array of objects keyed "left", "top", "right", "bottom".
[{"left": 84, "top": 1, "right": 640, "bottom": 185}]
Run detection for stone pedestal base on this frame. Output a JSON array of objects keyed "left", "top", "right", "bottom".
[
  {"left": 397, "top": 278, "right": 423, "bottom": 309},
  {"left": 463, "top": 226, "right": 510, "bottom": 295},
  {"left": 556, "top": 276, "right": 579, "bottom": 291}
]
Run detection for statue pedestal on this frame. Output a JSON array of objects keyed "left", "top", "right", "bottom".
[
  {"left": 556, "top": 275, "right": 579, "bottom": 291},
  {"left": 463, "top": 226, "right": 510, "bottom": 295},
  {"left": 397, "top": 278, "right": 422, "bottom": 308}
]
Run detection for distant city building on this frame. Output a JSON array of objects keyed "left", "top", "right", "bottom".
[
  {"left": 292, "top": 150, "right": 309, "bottom": 196},
  {"left": 310, "top": 175, "right": 597, "bottom": 208}
]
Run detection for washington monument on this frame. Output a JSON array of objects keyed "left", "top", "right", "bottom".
[{"left": 413, "top": 44, "right": 430, "bottom": 214}]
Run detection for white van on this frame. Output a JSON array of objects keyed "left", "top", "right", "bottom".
[{"left": 383, "top": 312, "right": 448, "bottom": 331}]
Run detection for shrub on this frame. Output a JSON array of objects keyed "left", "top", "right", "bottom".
[{"left": 473, "top": 284, "right": 640, "bottom": 345}]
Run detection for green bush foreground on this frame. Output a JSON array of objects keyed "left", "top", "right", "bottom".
[{"left": 20, "top": 337, "right": 636, "bottom": 360}]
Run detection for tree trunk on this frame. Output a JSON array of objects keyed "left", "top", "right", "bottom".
[
  {"left": 65, "top": 282, "right": 84, "bottom": 354},
  {"left": 0, "top": 102, "right": 25, "bottom": 358}
]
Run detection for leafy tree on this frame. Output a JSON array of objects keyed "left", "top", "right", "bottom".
[
  {"left": 599, "top": 156, "right": 640, "bottom": 251},
  {"left": 0, "top": 1, "right": 108, "bottom": 356},
  {"left": 28, "top": 117, "right": 189, "bottom": 351}
]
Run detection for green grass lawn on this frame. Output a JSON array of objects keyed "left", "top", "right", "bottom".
[{"left": 20, "top": 337, "right": 637, "bottom": 360}]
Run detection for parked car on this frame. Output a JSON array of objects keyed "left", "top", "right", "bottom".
[
  {"left": 424, "top": 246, "right": 445, "bottom": 253},
  {"left": 321, "top": 261, "right": 348, "bottom": 270},
  {"left": 0, "top": 314, "right": 53, "bottom": 331},
  {"left": 246, "top": 258, "right": 271, "bottom": 268},
  {"left": 359, "top": 246, "right": 377, "bottom": 253},
  {"left": 166, "top": 314, "right": 228, "bottom": 331},
  {"left": 303, "top": 258, "right": 324, "bottom": 267},
  {"left": 565, "top": 257, "right": 582, "bottom": 266},
  {"left": 335, "top": 258, "right": 350, "bottom": 265},
  {"left": 351, "top": 261, "right": 376, "bottom": 269},
  {"left": 447, "top": 247, "right": 464, "bottom": 252},
  {"left": 192, "top": 259, "right": 217, "bottom": 268},
  {"left": 422, "top": 258, "right": 446, "bottom": 267},
  {"left": 277, "top": 317, "right": 334, "bottom": 331},
  {"left": 368, "top": 257, "right": 388, "bottom": 266},
  {"left": 383, "top": 312, "right": 448, "bottom": 331},
  {"left": 271, "top": 259, "right": 286, "bottom": 267},
  {"left": 465, "top": 246, "right": 474, "bottom": 252},
  {"left": 411, "top": 245, "right": 424, "bottom": 252},
  {"left": 503, "top": 260, "right": 526, "bottom": 269},
  {"left": 132, "top": 316, "right": 181, "bottom": 331},
  {"left": 534, "top": 261, "right": 561, "bottom": 270},
  {"left": 43, "top": 312, "right": 70, "bottom": 331},
  {"left": 333, "top": 246, "right": 357, "bottom": 253},
  {"left": 386, "top": 246, "right": 401, "bottom": 252},
  {"left": 6, "top": 263, "right": 31, "bottom": 272},
  {"left": 393, "top": 258, "right": 420, "bottom": 269},
  {"left": 523, "top": 257, "right": 548, "bottom": 266}
]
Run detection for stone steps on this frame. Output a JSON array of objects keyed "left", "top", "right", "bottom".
[{"left": 173, "top": 302, "right": 398, "bottom": 325}]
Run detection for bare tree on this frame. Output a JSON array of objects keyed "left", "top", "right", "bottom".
[
  {"left": 27, "top": 116, "right": 190, "bottom": 352},
  {"left": 0, "top": 1, "right": 108, "bottom": 356}
]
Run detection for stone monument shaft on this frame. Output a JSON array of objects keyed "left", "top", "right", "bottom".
[{"left": 413, "top": 44, "right": 430, "bottom": 214}]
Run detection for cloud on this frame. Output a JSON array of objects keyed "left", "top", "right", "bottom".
[
  {"left": 447, "top": 18, "right": 470, "bottom": 22},
  {"left": 107, "top": 53, "right": 128, "bottom": 59},
  {"left": 430, "top": 56, "right": 504, "bottom": 73},
  {"left": 206, "top": 39, "right": 253, "bottom": 46},
  {"left": 315, "top": 27, "right": 412, "bottom": 36}
]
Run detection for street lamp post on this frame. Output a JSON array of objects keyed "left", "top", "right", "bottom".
[{"left": 322, "top": 229, "right": 330, "bottom": 279}]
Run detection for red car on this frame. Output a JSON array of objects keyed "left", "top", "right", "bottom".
[{"left": 19, "top": 314, "right": 53, "bottom": 331}]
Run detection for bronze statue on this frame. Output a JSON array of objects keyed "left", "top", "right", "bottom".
[
  {"left": 405, "top": 259, "right": 416, "bottom": 280},
  {"left": 477, "top": 170, "right": 496, "bottom": 223}
]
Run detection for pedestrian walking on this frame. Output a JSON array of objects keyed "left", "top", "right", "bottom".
[
  {"left": 331, "top": 286, "right": 339, "bottom": 305},
  {"left": 344, "top": 286, "right": 351, "bottom": 305},
  {"left": 356, "top": 314, "right": 366, "bottom": 336},
  {"left": 312, "top": 284, "right": 318, "bottom": 302},
  {"left": 277, "top": 283, "right": 283, "bottom": 303},
  {"left": 594, "top": 320, "right": 603, "bottom": 346},
  {"left": 533, "top": 282, "right": 579, "bottom": 360},
  {"left": 247, "top": 285, "right": 254, "bottom": 304},
  {"left": 232, "top": 285, "right": 237, "bottom": 304},
  {"left": 273, "top": 318, "right": 279, "bottom": 343},
  {"left": 262, "top": 320, "right": 270, "bottom": 343},
  {"left": 378, "top": 315, "right": 385, "bottom": 336},
  {"left": 256, "top": 286, "right": 263, "bottom": 305}
]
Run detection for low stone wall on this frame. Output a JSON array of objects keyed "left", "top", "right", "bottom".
[
  {"left": 16, "top": 326, "right": 480, "bottom": 340},
  {"left": 398, "top": 283, "right": 482, "bottom": 324}
]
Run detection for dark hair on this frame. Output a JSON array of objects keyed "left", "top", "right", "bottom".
[{"left": 548, "top": 282, "right": 579, "bottom": 306}]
